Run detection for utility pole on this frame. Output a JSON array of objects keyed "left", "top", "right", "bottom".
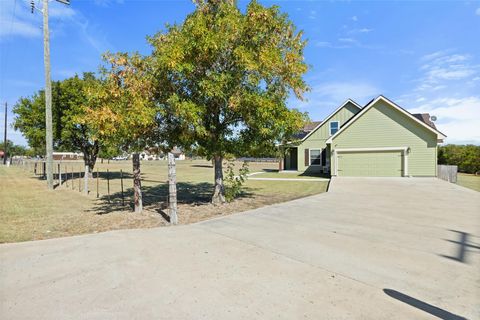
[
  {"left": 42, "top": 0, "right": 54, "bottom": 189},
  {"left": 34, "top": 0, "right": 71, "bottom": 189},
  {"left": 3, "top": 102, "right": 7, "bottom": 165}
]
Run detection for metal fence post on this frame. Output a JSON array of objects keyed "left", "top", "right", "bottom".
[{"left": 120, "top": 169, "right": 124, "bottom": 206}]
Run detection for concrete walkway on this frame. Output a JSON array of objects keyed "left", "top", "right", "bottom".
[{"left": 1, "top": 178, "right": 479, "bottom": 319}]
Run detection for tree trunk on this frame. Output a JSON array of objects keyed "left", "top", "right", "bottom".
[
  {"left": 168, "top": 152, "right": 178, "bottom": 225},
  {"left": 82, "top": 141, "right": 98, "bottom": 179},
  {"left": 132, "top": 153, "right": 143, "bottom": 213},
  {"left": 211, "top": 155, "right": 225, "bottom": 205}
]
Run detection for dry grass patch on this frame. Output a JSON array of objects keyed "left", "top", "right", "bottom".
[{"left": 1, "top": 161, "right": 327, "bottom": 243}]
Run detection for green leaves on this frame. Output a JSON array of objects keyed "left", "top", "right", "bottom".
[
  {"left": 13, "top": 73, "right": 100, "bottom": 156},
  {"left": 149, "top": 0, "right": 309, "bottom": 158},
  {"left": 82, "top": 52, "right": 159, "bottom": 153}
]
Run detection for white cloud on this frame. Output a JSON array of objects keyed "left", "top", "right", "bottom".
[
  {"left": 0, "top": 1, "right": 42, "bottom": 39},
  {"left": 49, "top": 5, "right": 76, "bottom": 18},
  {"left": 398, "top": 50, "right": 480, "bottom": 144},
  {"left": 294, "top": 81, "right": 379, "bottom": 113},
  {"left": 416, "top": 51, "right": 479, "bottom": 91},
  {"left": 0, "top": 0, "right": 110, "bottom": 53},
  {"left": 0, "top": 19, "right": 41, "bottom": 38},
  {"left": 348, "top": 27, "right": 373, "bottom": 34},
  {"left": 476, "top": 8, "right": 480, "bottom": 16},
  {"left": 351, "top": 16, "right": 358, "bottom": 21},
  {"left": 93, "top": 0, "right": 124, "bottom": 6},
  {"left": 409, "top": 97, "right": 480, "bottom": 144}
]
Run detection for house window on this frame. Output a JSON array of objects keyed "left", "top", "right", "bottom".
[
  {"left": 310, "top": 149, "right": 322, "bottom": 166},
  {"left": 330, "top": 121, "right": 339, "bottom": 135}
]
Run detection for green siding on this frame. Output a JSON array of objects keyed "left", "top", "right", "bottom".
[
  {"left": 330, "top": 100, "right": 438, "bottom": 176},
  {"left": 337, "top": 151, "right": 403, "bottom": 177},
  {"left": 295, "top": 102, "right": 360, "bottom": 172}
]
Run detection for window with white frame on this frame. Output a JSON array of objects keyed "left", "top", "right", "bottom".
[
  {"left": 330, "top": 121, "right": 339, "bottom": 135},
  {"left": 310, "top": 149, "right": 322, "bottom": 166}
]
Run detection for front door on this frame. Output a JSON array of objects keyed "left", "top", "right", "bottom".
[
  {"left": 290, "top": 148, "right": 298, "bottom": 170},
  {"left": 283, "top": 148, "right": 298, "bottom": 170}
]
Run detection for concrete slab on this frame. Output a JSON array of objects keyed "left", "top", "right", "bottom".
[{"left": 1, "top": 178, "right": 479, "bottom": 319}]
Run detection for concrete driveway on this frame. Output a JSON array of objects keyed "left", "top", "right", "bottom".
[{"left": 1, "top": 178, "right": 479, "bottom": 319}]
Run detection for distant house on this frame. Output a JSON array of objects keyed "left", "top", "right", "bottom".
[
  {"left": 279, "top": 95, "right": 446, "bottom": 177},
  {"left": 52, "top": 152, "right": 83, "bottom": 161},
  {"left": 170, "top": 147, "right": 185, "bottom": 160}
]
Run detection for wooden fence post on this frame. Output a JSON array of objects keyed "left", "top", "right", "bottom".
[
  {"left": 120, "top": 169, "right": 125, "bottom": 206},
  {"left": 58, "top": 163, "right": 62, "bottom": 186},
  {"left": 168, "top": 153, "right": 178, "bottom": 225},
  {"left": 107, "top": 169, "right": 110, "bottom": 203},
  {"left": 83, "top": 165, "right": 88, "bottom": 195}
]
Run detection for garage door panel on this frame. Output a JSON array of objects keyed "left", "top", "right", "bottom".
[{"left": 337, "top": 151, "right": 403, "bottom": 177}]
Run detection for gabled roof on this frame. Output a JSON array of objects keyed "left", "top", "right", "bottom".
[
  {"left": 326, "top": 95, "right": 447, "bottom": 143},
  {"left": 300, "top": 99, "right": 362, "bottom": 142}
]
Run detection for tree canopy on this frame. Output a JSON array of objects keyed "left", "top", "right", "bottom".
[
  {"left": 438, "top": 144, "right": 480, "bottom": 174},
  {"left": 149, "top": 0, "right": 309, "bottom": 203},
  {"left": 13, "top": 73, "right": 103, "bottom": 172},
  {"left": 0, "top": 140, "right": 31, "bottom": 157}
]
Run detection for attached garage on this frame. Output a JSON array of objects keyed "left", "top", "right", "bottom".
[{"left": 335, "top": 148, "right": 407, "bottom": 177}]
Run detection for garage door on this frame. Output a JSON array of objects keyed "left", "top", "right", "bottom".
[{"left": 337, "top": 150, "right": 403, "bottom": 177}]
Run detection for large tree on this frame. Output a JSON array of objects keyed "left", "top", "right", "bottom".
[
  {"left": 82, "top": 52, "right": 158, "bottom": 213},
  {"left": 0, "top": 140, "right": 30, "bottom": 157},
  {"left": 13, "top": 73, "right": 102, "bottom": 174},
  {"left": 150, "top": 0, "right": 308, "bottom": 204}
]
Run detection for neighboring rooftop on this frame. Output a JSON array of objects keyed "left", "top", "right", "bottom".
[
  {"left": 291, "top": 121, "right": 322, "bottom": 139},
  {"left": 412, "top": 113, "right": 437, "bottom": 129}
]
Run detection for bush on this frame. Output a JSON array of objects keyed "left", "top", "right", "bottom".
[
  {"left": 438, "top": 144, "right": 480, "bottom": 174},
  {"left": 224, "top": 160, "right": 250, "bottom": 202}
]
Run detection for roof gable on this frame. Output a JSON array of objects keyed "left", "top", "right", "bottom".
[
  {"left": 326, "top": 95, "right": 446, "bottom": 143},
  {"left": 300, "top": 99, "right": 362, "bottom": 142}
]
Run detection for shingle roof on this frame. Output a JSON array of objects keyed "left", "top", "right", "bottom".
[
  {"left": 412, "top": 113, "right": 437, "bottom": 129},
  {"left": 291, "top": 121, "right": 322, "bottom": 140},
  {"left": 303, "top": 121, "right": 322, "bottom": 131}
]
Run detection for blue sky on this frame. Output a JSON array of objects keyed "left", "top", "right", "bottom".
[{"left": 1, "top": 0, "right": 479, "bottom": 146}]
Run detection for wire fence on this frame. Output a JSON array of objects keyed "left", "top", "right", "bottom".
[{"left": 8, "top": 158, "right": 145, "bottom": 210}]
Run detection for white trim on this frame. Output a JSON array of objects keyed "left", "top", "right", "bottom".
[
  {"left": 329, "top": 121, "right": 340, "bottom": 136},
  {"left": 301, "top": 99, "right": 361, "bottom": 142},
  {"left": 309, "top": 148, "right": 322, "bottom": 166},
  {"left": 332, "top": 147, "right": 409, "bottom": 177},
  {"left": 326, "top": 95, "right": 447, "bottom": 144}
]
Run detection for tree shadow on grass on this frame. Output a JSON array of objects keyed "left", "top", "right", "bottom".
[{"left": 89, "top": 181, "right": 256, "bottom": 216}]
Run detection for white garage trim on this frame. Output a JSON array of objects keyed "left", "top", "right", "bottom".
[{"left": 333, "top": 147, "right": 409, "bottom": 177}]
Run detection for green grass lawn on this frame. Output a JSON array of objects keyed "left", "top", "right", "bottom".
[
  {"left": 456, "top": 173, "right": 480, "bottom": 192},
  {"left": 0, "top": 160, "right": 328, "bottom": 243}
]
